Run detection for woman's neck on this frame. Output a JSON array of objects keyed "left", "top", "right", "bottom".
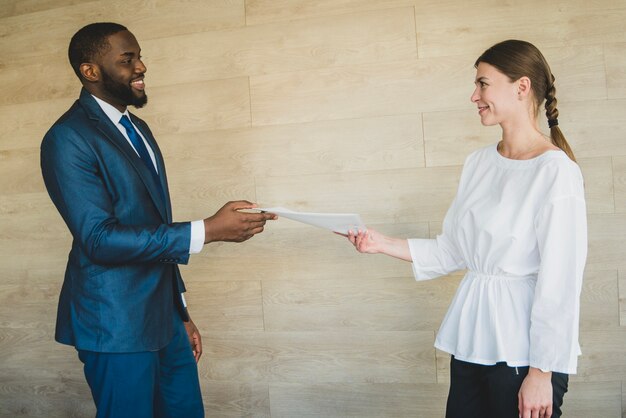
[{"left": 497, "top": 120, "right": 555, "bottom": 160}]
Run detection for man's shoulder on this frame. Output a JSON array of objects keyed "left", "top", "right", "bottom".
[{"left": 42, "top": 98, "right": 96, "bottom": 150}]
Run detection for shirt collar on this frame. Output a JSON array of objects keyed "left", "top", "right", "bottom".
[{"left": 91, "top": 94, "right": 130, "bottom": 125}]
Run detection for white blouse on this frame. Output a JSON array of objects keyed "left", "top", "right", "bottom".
[{"left": 408, "top": 143, "right": 587, "bottom": 374}]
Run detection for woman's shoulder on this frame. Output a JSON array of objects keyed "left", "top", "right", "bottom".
[{"left": 535, "top": 151, "right": 585, "bottom": 198}]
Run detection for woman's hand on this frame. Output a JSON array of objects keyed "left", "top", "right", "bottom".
[
  {"left": 347, "top": 229, "right": 384, "bottom": 254},
  {"left": 518, "top": 367, "right": 553, "bottom": 418},
  {"left": 344, "top": 229, "right": 412, "bottom": 262}
]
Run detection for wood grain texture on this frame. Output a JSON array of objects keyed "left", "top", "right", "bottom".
[
  {"left": 558, "top": 99, "right": 626, "bottom": 159},
  {"left": 578, "top": 157, "right": 615, "bottom": 215},
  {"left": 0, "top": 0, "right": 95, "bottom": 19},
  {"left": 184, "top": 281, "right": 264, "bottom": 331},
  {"left": 245, "top": 0, "right": 415, "bottom": 26},
  {"left": 618, "top": 269, "right": 626, "bottom": 327},
  {"left": 414, "top": 0, "right": 626, "bottom": 59},
  {"left": 0, "top": 148, "right": 46, "bottom": 195},
  {"left": 159, "top": 114, "right": 424, "bottom": 180},
  {"left": 0, "top": 375, "right": 94, "bottom": 417},
  {"left": 201, "top": 382, "right": 270, "bottom": 418},
  {"left": 579, "top": 269, "right": 620, "bottom": 330},
  {"left": 0, "top": 97, "right": 77, "bottom": 151},
  {"left": 268, "top": 382, "right": 448, "bottom": 417},
  {"left": 587, "top": 214, "right": 626, "bottom": 270},
  {"left": 255, "top": 166, "right": 462, "bottom": 225},
  {"left": 138, "top": 78, "right": 251, "bottom": 134},
  {"left": 250, "top": 56, "right": 475, "bottom": 126},
  {"left": 144, "top": 7, "right": 417, "bottom": 85},
  {"left": 560, "top": 381, "right": 623, "bottom": 418},
  {"left": 573, "top": 329, "right": 626, "bottom": 382},
  {"left": 605, "top": 42, "right": 626, "bottom": 99},
  {"left": 0, "top": 0, "right": 245, "bottom": 67},
  {"left": 614, "top": 155, "right": 626, "bottom": 214},
  {"left": 198, "top": 331, "right": 435, "bottom": 383},
  {"left": 262, "top": 275, "right": 462, "bottom": 332}
]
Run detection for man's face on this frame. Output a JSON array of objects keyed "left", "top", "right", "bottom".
[{"left": 95, "top": 30, "right": 147, "bottom": 111}]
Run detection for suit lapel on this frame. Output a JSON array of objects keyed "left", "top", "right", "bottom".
[
  {"left": 79, "top": 89, "right": 169, "bottom": 222},
  {"left": 130, "top": 116, "right": 173, "bottom": 223}
]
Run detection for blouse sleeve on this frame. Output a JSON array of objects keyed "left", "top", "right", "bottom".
[
  {"left": 407, "top": 196, "right": 466, "bottom": 281},
  {"left": 530, "top": 191, "right": 587, "bottom": 374}
]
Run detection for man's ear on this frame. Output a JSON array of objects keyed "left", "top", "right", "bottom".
[
  {"left": 79, "top": 63, "right": 100, "bottom": 83},
  {"left": 517, "top": 76, "right": 531, "bottom": 99}
]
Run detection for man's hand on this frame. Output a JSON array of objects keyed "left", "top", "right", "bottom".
[
  {"left": 183, "top": 317, "right": 202, "bottom": 363},
  {"left": 204, "top": 200, "right": 277, "bottom": 244}
]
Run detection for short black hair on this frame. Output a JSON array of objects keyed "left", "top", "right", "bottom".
[{"left": 68, "top": 22, "right": 128, "bottom": 79}]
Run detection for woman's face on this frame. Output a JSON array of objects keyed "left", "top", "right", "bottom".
[{"left": 470, "top": 62, "right": 520, "bottom": 127}]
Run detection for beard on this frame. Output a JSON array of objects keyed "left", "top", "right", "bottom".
[{"left": 101, "top": 68, "right": 148, "bottom": 109}]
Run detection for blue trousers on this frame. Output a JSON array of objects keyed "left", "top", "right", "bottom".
[{"left": 78, "top": 315, "right": 204, "bottom": 418}]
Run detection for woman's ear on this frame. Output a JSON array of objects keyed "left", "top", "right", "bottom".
[
  {"left": 79, "top": 63, "right": 100, "bottom": 83},
  {"left": 517, "top": 76, "right": 532, "bottom": 99}
]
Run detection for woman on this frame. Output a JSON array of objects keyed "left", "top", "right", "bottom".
[{"left": 346, "top": 40, "right": 587, "bottom": 418}]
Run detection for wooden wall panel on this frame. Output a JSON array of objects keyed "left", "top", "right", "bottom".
[
  {"left": 198, "top": 331, "right": 435, "bottom": 383},
  {"left": 184, "top": 281, "right": 264, "bottom": 331},
  {"left": 560, "top": 99, "right": 626, "bottom": 159},
  {"left": 262, "top": 276, "right": 460, "bottom": 332},
  {"left": 268, "top": 383, "right": 448, "bottom": 418},
  {"left": 0, "top": 148, "right": 46, "bottom": 195},
  {"left": 245, "top": 0, "right": 415, "bottom": 26},
  {"left": 138, "top": 78, "right": 251, "bottom": 134},
  {"left": 0, "top": 0, "right": 95, "bottom": 19},
  {"left": 159, "top": 114, "right": 424, "bottom": 180},
  {"left": 561, "top": 381, "right": 623, "bottom": 418},
  {"left": 200, "top": 382, "right": 270, "bottom": 417},
  {"left": 574, "top": 329, "right": 626, "bottom": 382},
  {"left": 144, "top": 7, "right": 417, "bottom": 86},
  {"left": 249, "top": 56, "right": 475, "bottom": 125},
  {"left": 587, "top": 214, "right": 626, "bottom": 270},
  {"left": 0, "top": 97, "right": 77, "bottom": 151},
  {"left": 1, "top": 0, "right": 624, "bottom": 416},
  {"left": 255, "top": 166, "right": 462, "bottom": 224},
  {"left": 578, "top": 157, "right": 615, "bottom": 215},
  {"left": 618, "top": 269, "right": 626, "bottom": 327},
  {"left": 605, "top": 42, "right": 626, "bottom": 99},
  {"left": 0, "top": 0, "right": 245, "bottom": 67},
  {"left": 414, "top": 0, "right": 626, "bottom": 59},
  {"left": 614, "top": 155, "right": 626, "bottom": 213}
]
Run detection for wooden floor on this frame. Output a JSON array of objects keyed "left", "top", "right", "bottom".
[{"left": 1, "top": 0, "right": 625, "bottom": 416}]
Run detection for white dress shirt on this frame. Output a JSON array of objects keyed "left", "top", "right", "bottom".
[
  {"left": 408, "top": 143, "right": 587, "bottom": 374},
  {"left": 92, "top": 95, "right": 204, "bottom": 254}
]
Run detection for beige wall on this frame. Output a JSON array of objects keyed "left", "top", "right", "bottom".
[{"left": 1, "top": 0, "right": 625, "bottom": 416}]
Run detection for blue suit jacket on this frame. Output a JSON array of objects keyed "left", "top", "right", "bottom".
[{"left": 41, "top": 88, "right": 191, "bottom": 353}]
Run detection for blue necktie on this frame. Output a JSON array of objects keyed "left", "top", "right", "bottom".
[{"left": 119, "top": 115, "right": 165, "bottom": 203}]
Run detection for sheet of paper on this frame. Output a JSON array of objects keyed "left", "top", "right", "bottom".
[{"left": 258, "top": 206, "right": 365, "bottom": 235}]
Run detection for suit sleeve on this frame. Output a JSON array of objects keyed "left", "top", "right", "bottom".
[{"left": 41, "top": 124, "right": 192, "bottom": 266}]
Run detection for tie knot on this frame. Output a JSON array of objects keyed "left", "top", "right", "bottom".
[{"left": 119, "top": 114, "right": 133, "bottom": 130}]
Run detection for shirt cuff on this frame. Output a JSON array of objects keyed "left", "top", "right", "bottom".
[{"left": 189, "top": 220, "right": 205, "bottom": 254}]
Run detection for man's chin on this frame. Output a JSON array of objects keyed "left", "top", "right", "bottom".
[{"left": 131, "top": 94, "right": 148, "bottom": 109}]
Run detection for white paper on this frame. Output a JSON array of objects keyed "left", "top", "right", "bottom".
[{"left": 258, "top": 206, "right": 365, "bottom": 235}]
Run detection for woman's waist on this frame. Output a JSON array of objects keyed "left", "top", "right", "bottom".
[{"left": 464, "top": 270, "right": 538, "bottom": 282}]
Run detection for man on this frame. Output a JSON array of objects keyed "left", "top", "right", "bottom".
[{"left": 40, "top": 22, "right": 276, "bottom": 417}]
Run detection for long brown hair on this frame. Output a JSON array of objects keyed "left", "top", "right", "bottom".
[{"left": 475, "top": 40, "right": 576, "bottom": 162}]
